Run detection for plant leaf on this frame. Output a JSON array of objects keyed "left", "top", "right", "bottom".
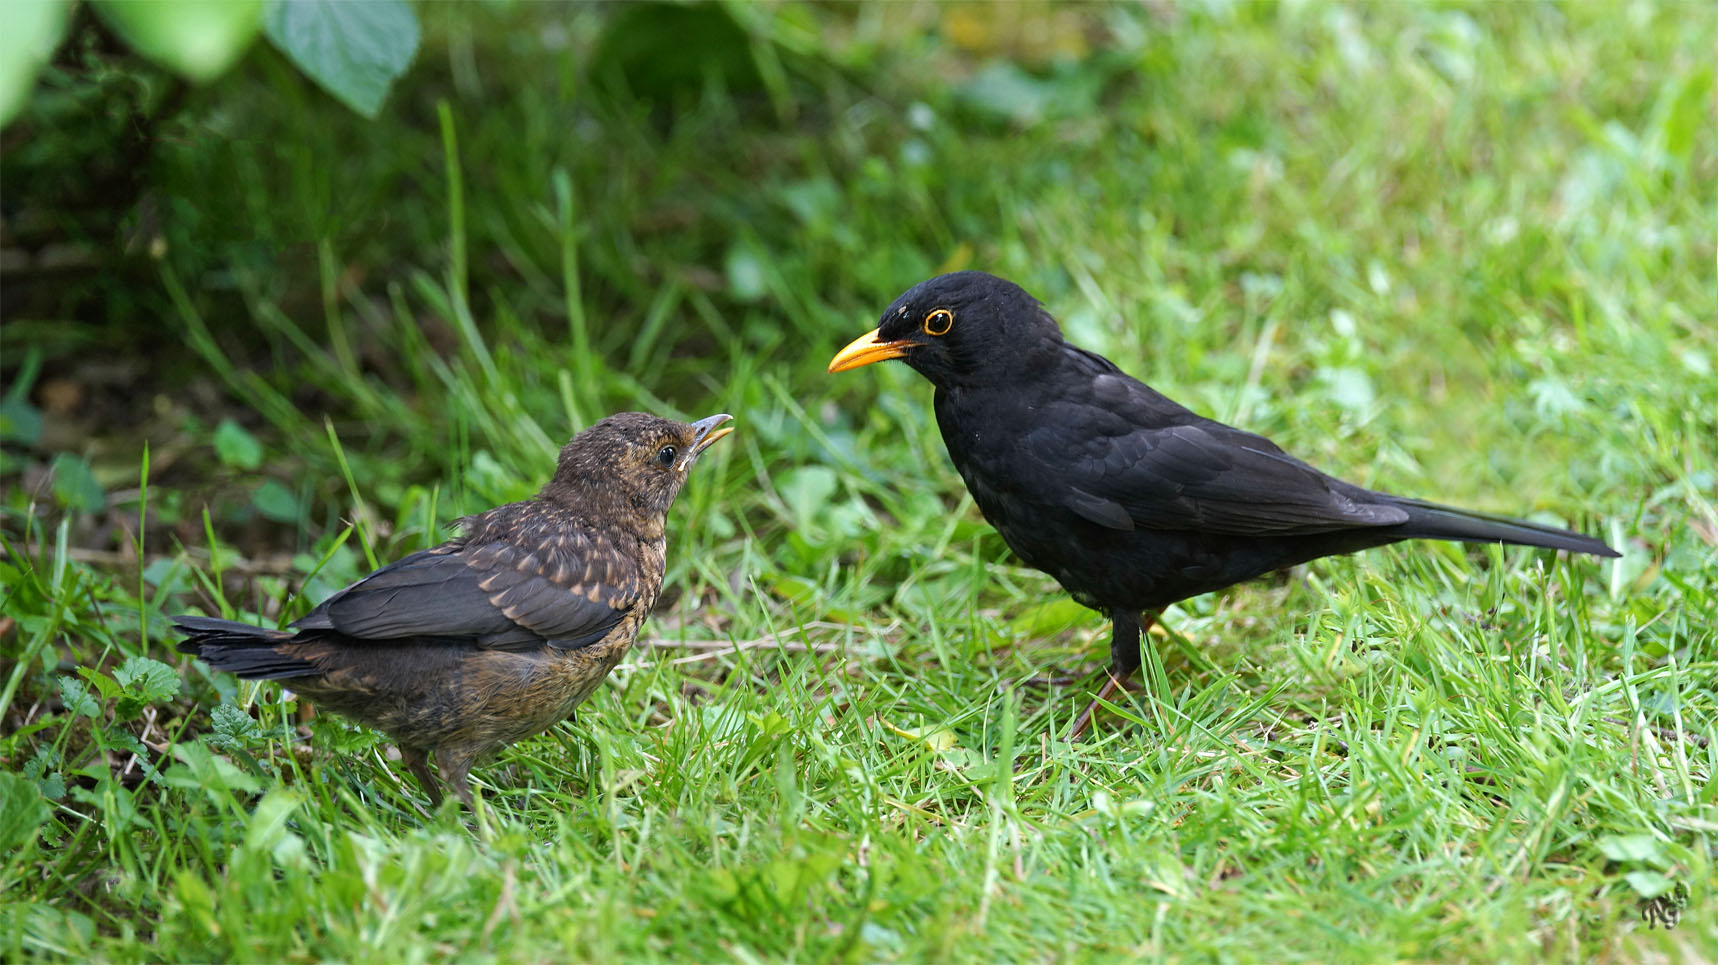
[
  {"left": 113, "top": 656, "right": 182, "bottom": 705},
  {"left": 1624, "top": 870, "right": 1677, "bottom": 899},
  {"left": 0, "top": 397, "right": 45, "bottom": 446},
  {"left": 112, "top": 649, "right": 179, "bottom": 717},
  {"left": 0, "top": 773, "right": 50, "bottom": 854},
  {"left": 1595, "top": 833, "right": 1667, "bottom": 866},
  {"left": 252, "top": 478, "right": 303, "bottom": 524},
  {"left": 50, "top": 453, "right": 105, "bottom": 513},
  {"left": 58, "top": 676, "right": 100, "bottom": 719},
  {"left": 776, "top": 465, "right": 837, "bottom": 531},
  {"left": 213, "top": 418, "right": 263, "bottom": 471},
  {"left": 207, "top": 703, "right": 263, "bottom": 750},
  {"left": 264, "top": 0, "right": 419, "bottom": 118},
  {"left": 93, "top": 0, "right": 264, "bottom": 83},
  {"left": 0, "top": 0, "right": 71, "bottom": 129},
  {"left": 163, "top": 742, "right": 262, "bottom": 797}
]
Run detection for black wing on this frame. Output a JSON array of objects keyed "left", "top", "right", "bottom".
[
  {"left": 1016, "top": 371, "right": 1407, "bottom": 536},
  {"left": 291, "top": 538, "right": 635, "bottom": 652}
]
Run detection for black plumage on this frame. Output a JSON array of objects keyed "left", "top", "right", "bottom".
[
  {"left": 829, "top": 271, "right": 1617, "bottom": 736},
  {"left": 175, "top": 411, "right": 734, "bottom": 806}
]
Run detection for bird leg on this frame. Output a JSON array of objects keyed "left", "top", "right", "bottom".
[
  {"left": 399, "top": 745, "right": 443, "bottom": 808},
  {"left": 1024, "top": 672, "right": 1095, "bottom": 688},
  {"left": 1064, "top": 672, "right": 1127, "bottom": 742},
  {"left": 436, "top": 746, "right": 479, "bottom": 810},
  {"left": 1065, "top": 609, "right": 1160, "bottom": 741}
]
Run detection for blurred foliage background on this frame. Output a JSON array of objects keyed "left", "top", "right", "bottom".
[{"left": 6, "top": 0, "right": 1705, "bottom": 567}]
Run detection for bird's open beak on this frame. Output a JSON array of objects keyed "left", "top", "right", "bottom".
[
  {"left": 681, "top": 414, "right": 735, "bottom": 470},
  {"left": 827, "top": 328, "right": 912, "bottom": 373}
]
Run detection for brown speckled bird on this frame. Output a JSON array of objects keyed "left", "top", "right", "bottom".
[{"left": 175, "top": 412, "right": 734, "bottom": 808}]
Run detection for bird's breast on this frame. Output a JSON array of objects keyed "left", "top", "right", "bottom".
[{"left": 452, "top": 620, "right": 643, "bottom": 747}]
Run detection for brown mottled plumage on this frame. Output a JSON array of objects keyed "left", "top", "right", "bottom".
[{"left": 175, "top": 412, "right": 734, "bottom": 808}]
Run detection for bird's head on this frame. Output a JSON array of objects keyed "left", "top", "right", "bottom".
[
  {"left": 827, "top": 271, "right": 1064, "bottom": 388},
  {"left": 544, "top": 412, "right": 733, "bottom": 518}
]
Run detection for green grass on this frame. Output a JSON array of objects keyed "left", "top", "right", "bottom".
[{"left": 3, "top": 2, "right": 1714, "bottom": 961}]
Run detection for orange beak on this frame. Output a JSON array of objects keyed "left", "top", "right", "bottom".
[{"left": 827, "top": 328, "right": 912, "bottom": 373}]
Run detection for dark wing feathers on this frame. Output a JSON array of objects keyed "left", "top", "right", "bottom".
[
  {"left": 299, "top": 549, "right": 507, "bottom": 638},
  {"left": 1020, "top": 373, "right": 1408, "bottom": 536},
  {"left": 292, "top": 538, "right": 632, "bottom": 652},
  {"left": 477, "top": 543, "right": 631, "bottom": 650},
  {"left": 1061, "top": 485, "right": 1137, "bottom": 531}
]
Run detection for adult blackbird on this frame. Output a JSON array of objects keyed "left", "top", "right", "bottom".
[
  {"left": 175, "top": 412, "right": 734, "bottom": 807},
  {"left": 829, "top": 271, "right": 1618, "bottom": 738}
]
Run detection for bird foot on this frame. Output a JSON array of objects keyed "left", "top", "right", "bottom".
[
  {"left": 1064, "top": 671, "right": 1142, "bottom": 742},
  {"left": 1023, "top": 671, "right": 1096, "bottom": 688}
]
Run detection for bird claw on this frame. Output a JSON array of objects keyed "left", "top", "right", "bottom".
[
  {"left": 1022, "top": 671, "right": 1100, "bottom": 688},
  {"left": 1064, "top": 671, "right": 1140, "bottom": 742}
]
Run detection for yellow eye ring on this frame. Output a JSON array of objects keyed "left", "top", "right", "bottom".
[{"left": 923, "top": 308, "right": 954, "bottom": 336}]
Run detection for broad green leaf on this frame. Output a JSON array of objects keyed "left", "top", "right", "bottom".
[
  {"left": 0, "top": 397, "right": 45, "bottom": 446},
  {"left": 57, "top": 677, "right": 99, "bottom": 719},
  {"left": 958, "top": 61, "right": 1057, "bottom": 126},
  {"left": 252, "top": 478, "right": 303, "bottom": 523},
  {"left": 776, "top": 465, "right": 837, "bottom": 530},
  {"left": 213, "top": 418, "right": 263, "bottom": 471},
  {"left": 264, "top": 0, "right": 419, "bottom": 119},
  {"left": 207, "top": 703, "right": 263, "bottom": 750},
  {"left": 79, "top": 667, "right": 125, "bottom": 702},
  {"left": 242, "top": 789, "right": 304, "bottom": 855},
  {"left": 0, "top": 0, "right": 70, "bottom": 129},
  {"left": 1595, "top": 833, "right": 1668, "bottom": 866},
  {"left": 0, "top": 773, "right": 50, "bottom": 853},
  {"left": 725, "top": 245, "right": 768, "bottom": 303},
  {"left": 113, "top": 656, "right": 182, "bottom": 705},
  {"left": 1319, "top": 366, "right": 1376, "bottom": 415},
  {"left": 163, "top": 742, "right": 262, "bottom": 797},
  {"left": 93, "top": 0, "right": 264, "bottom": 83},
  {"left": 141, "top": 557, "right": 188, "bottom": 594},
  {"left": 36, "top": 771, "right": 66, "bottom": 802},
  {"left": 1008, "top": 596, "right": 1091, "bottom": 639},
  {"left": 50, "top": 453, "right": 105, "bottom": 513},
  {"left": 1624, "top": 870, "right": 1678, "bottom": 899},
  {"left": 466, "top": 450, "right": 533, "bottom": 505}
]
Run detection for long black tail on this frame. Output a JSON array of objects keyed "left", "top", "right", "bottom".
[
  {"left": 1388, "top": 498, "right": 1620, "bottom": 558},
  {"left": 173, "top": 615, "right": 322, "bottom": 680}
]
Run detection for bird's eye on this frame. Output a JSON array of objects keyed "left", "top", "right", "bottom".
[
  {"left": 657, "top": 445, "right": 677, "bottom": 467},
  {"left": 923, "top": 308, "right": 954, "bottom": 336}
]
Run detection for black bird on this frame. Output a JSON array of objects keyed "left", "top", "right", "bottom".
[
  {"left": 829, "top": 271, "right": 1617, "bottom": 738},
  {"left": 175, "top": 412, "right": 734, "bottom": 807}
]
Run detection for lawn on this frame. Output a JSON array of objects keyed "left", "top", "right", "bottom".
[{"left": 2, "top": 3, "right": 1714, "bottom": 961}]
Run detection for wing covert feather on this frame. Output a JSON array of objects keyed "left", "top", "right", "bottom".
[
  {"left": 1015, "top": 375, "right": 1408, "bottom": 535},
  {"left": 293, "top": 538, "right": 635, "bottom": 651}
]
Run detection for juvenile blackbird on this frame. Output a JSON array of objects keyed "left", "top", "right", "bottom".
[
  {"left": 829, "top": 271, "right": 1618, "bottom": 738},
  {"left": 175, "top": 412, "right": 734, "bottom": 807}
]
